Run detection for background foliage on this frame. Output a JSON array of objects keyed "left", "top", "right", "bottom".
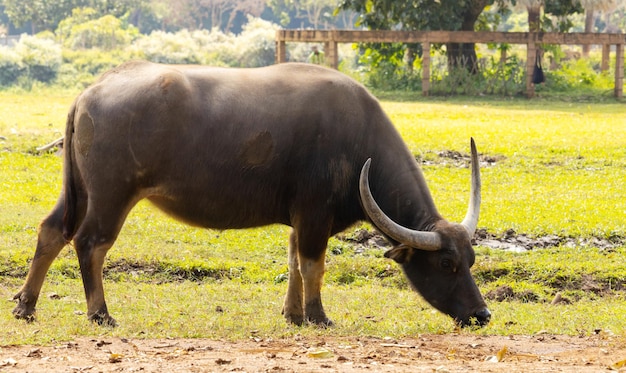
[{"left": 0, "top": 1, "right": 624, "bottom": 97}]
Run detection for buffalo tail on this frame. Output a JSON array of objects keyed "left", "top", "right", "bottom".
[{"left": 62, "top": 100, "right": 79, "bottom": 242}]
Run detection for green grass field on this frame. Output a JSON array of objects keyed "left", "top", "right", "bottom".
[{"left": 0, "top": 89, "right": 625, "bottom": 344}]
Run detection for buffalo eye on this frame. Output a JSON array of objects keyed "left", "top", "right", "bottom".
[{"left": 440, "top": 259, "right": 456, "bottom": 272}]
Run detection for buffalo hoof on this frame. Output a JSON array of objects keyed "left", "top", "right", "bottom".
[
  {"left": 283, "top": 312, "right": 305, "bottom": 326},
  {"left": 12, "top": 292, "right": 36, "bottom": 323},
  {"left": 12, "top": 307, "right": 36, "bottom": 323},
  {"left": 88, "top": 312, "right": 118, "bottom": 327},
  {"left": 306, "top": 315, "right": 334, "bottom": 327}
]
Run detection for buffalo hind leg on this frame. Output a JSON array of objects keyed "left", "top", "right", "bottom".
[
  {"left": 13, "top": 199, "right": 67, "bottom": 321},
  {"left": 72, "top": 198, "right": 133, "bottom": 327}
]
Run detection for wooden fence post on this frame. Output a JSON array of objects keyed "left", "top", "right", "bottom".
[
  {"left": 615, "top": 43, "right": 624, "bottom": 98},
  {"left": 275, "top": 31, "right": 286, "bottom": 64},
  {"left": 324, "top": 40, "right": 339, "bottom": 69},
  {"left": 525, "top": 37, "right": 536, "bottom": 98},
  {"left": 422, "top": 42, "right": 430, "bottom": 96},
  {"left": 601, "top": 44, "right": 610, "bottom": 72}
]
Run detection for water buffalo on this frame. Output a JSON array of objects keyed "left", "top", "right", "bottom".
[{"left": 13, "top": 61, "right": 490, "bottom": 327}]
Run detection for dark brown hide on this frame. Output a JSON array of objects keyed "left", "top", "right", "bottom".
[{"left": 13, "top": 61, "right": 488, "bottom": 328}]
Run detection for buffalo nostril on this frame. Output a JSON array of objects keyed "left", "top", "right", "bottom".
[{"left": 475, "top": 308, "right": 491, "bottom": 324}]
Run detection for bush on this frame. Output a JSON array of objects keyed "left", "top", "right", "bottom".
[
  {"left": 132, "top": 17, "right": 278, "bottom": 68},
  {"left": 57, "top": 8, "right": 139, "bottom": 50},
  {"left": 63, "top": 48, "right": 136, "bottom": 76},
  {"left": 482, "top": 54, "right": 525, "bottom": 96},
  {"left": 0, "top": 46, "right": 24, "bottom": 86},
  {"left": 14, "top": 35, "right": 62, "bottom": 83},
  {"left": 132, "top": 29, "right": 206, "bottom": 64},
  {"left": 365, "top": 60, "right": 422, "bottom": 91},
  {"left": 232, "top": 16, "right": 278, "bottom": 67},
  {"left": 545, "top": 58, "right": 613, "bottom": 92},
  {"left": 66, "top": 15, "right": 139, "bottom": 50}
]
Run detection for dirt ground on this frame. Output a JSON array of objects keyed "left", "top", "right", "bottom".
[{"left": 1, "top": 333, "right": 625, "bottom": 372}]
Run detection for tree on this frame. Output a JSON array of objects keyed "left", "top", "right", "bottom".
[
  {"left": 578, "top": 0, "right": 619, "bottom": 55},
  {"left": 1, "top": 0, "right": 148, "bottom": 34},
  {"left": 1, "top": 0, "right": 78, "bottom": 33},
  {"left": 145, "top": 0, "right": 265, "bottom": 33},
  {"left": 338, "top": 0, "right": 508, "bottom": 73},
  {"left": 505, "top": 0, "right": 584, "bottom": 32},
  {"left": 268, "top": 0, "right": 348, "bottom": 29},
  {"left": 56, "top": 8, "right": 139, "bottom": 49}
]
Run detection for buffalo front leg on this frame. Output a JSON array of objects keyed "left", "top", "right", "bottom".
[
  {"left": 13, "top": 202, "right": 67, "bottom": 321},
  {"left": 294, "top": 222, "right": 333, "bottom": 326},
  {"left": 300, "top": 254, "right": 332, "bottom": 326},
  {"left": 282, "top": 230, "right": 304, "bottom": 325}
]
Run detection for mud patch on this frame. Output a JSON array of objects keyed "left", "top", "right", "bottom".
[
  {"left": 339, "top": 228, "right": 625, "bottom": 253},
  {"left": 485, "top": 285, "right": 540, "bottom": 303},
  {"left": 419, "top": 149, "right": 506, "bottom": 168},
  {"left": 474, "top": 228, "right": 624, "bottom": 252}
]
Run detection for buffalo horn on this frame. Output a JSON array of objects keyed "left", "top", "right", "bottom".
[
  {"left": 460, "top": 138, "right": 481, "bottom": 236},
  {"left": 359, "top": 158, "right": 442, "bottom": 251}
]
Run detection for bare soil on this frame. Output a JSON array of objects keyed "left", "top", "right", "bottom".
[{"left": 1, "top": 334, "right": 625, "bottom": 372}]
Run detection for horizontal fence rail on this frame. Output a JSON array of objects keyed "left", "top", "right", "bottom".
[{"left": 276, "top": 30, "right": 625, "bottom": 98}]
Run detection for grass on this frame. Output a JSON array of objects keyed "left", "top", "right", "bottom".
[
  {"left": 0, "top": 88, "right": 625, "bottom": 344},
  {"left": 386, "top": 99, "right": 626, "bottom": 237}
]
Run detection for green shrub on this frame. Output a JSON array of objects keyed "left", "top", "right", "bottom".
[
  {"left": 544, "top": 58, "right": 614, "bottom": 92},
  {"left": 55, "top": 64, "right": 98, "bottom": 89},
  {"left": 57, "top": 8, "right": 139, "bottom": 50},
  {"left": 482, "top": 54, "right": 525, "bottom": 95},
  {"left": 133, "top": 29, "right": 206, "bottom": 64},
  {"left": 365, "top": 60, "right": 422, "bottom": 91},
  {"left": 0, "top": 45, "right": 25, "bottom": 86},
  {"left": 14, "top": 35, "right": 62, "bottom": 83},
  {"left": 62, "top": 49, "right": 136, "bottom": 76},
  {"left": 68, "top": 15, "right": 139, "bottom": 50},
  {"left": 132, "top": 17, "right": 278, "bottom": 67},
  {"left": 364, "top": 47, "right": 616, "bottom": 98},
  {"left": 231, "top": 16, "right": 278, "bottom": 67}
]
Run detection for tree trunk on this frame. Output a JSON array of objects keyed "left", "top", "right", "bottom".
[
  {"left": 446, "top": 42, "right": 479, "bottom": 74},
  {"left": 582, "top": 9, "right": 594, "bottom": 57},
  {"left": 446, "top": 0, "right": 487, "bottom": 74},
  {"left": 527, "top": 5, "right": 544, "bottom": 88},
  {"left": 528, "top": 6, "right": 541, "bottom": 32}
]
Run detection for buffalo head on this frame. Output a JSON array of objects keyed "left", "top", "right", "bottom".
[{"left": 359, "top": 138, "right": 490, "bottom": 327}]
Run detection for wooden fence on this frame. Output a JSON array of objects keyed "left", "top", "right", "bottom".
[{"left": 275, "top": 30, "right": 625, "bottom": 98}]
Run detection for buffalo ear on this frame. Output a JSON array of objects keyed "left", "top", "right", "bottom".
[{"left": 384, "top": 245, "right": 414, "bottom": 264}]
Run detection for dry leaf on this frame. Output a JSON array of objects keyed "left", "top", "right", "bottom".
[
  {"left": 307, "top": 348, "right": 333, "bottom": 359},
  {"left": 1, "top": 358, "right": 17, "bottom": 367},
  {"left": 609, "top": 359, "right": 626, "bottom": 370},
  {"left": 496, "top": 346, "right": 508, "bottom": 361},
  {"left": 487, "top": 346, "right": 508, "bottom": 363},
  {"left": 108, "top": 353, "right": 123, "bottom": 363},
  {"left": 26, "top": 348, "right": 42, "bottom": 358}
]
